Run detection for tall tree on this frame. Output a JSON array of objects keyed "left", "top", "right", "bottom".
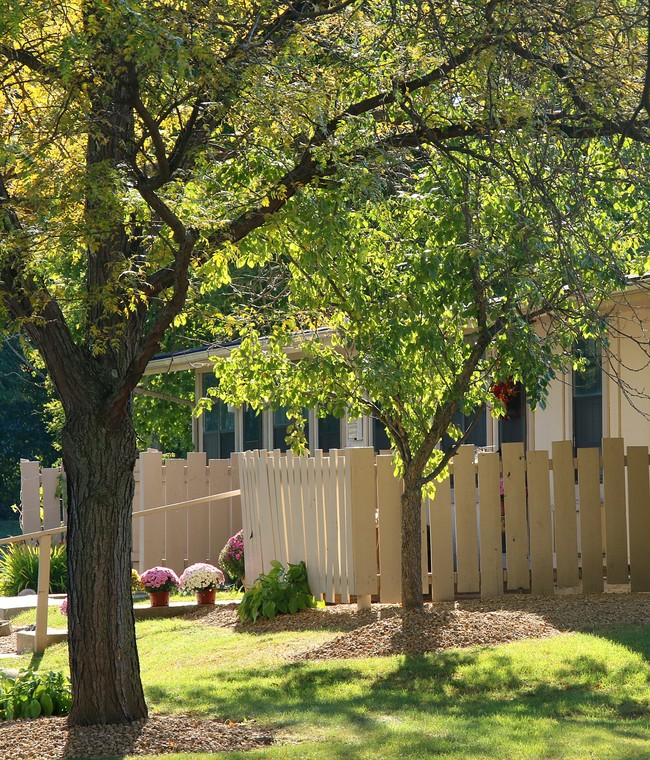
[{"left": 1, "top": 0, "right": 649, "bottom": 724}]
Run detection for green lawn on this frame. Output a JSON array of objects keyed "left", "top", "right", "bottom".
[{"left": 15, "top": 608, "right": 650, "bottom": 759}]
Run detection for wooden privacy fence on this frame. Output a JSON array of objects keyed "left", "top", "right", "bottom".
[
  {"left": 238, "top": 439, "right": 650, "bottom": 604},
  {"left": 20, "top": 451, "right": 242, "bottom": 576}
]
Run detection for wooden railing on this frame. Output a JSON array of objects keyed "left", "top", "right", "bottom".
[{"left": 4, "top": 487, "right": 240, "bottom": 653}]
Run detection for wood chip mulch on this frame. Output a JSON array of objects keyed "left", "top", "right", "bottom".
[{"left": 1, "top": 592, "right": 648, "bottom": 758}]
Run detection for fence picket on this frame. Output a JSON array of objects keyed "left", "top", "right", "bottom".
[
  {"left": 139, "top": 451, "right": 165, "bottom": 570},
  {"left": 348, "top": 448, "right": 378, "bottom": 602},
  {"left": 454, "top": 445, "right": 480, "bottom": 593},
  {"left": 20, "top": 460, "right": 41, "bottom": 537},
  {"left": 552, "top": 440, "right": 580, "bottom": 589},
  {"left": 527, "top": 450, "right": 554, "bottom": 595},
  {"left": 429, "top": 473, "right": 455, "bottom": 601},
  {"left": 164, "top": 458, "right": 187, "bottom": 574},
  {"left": 577, "top": 447, "right": 604, "bottom": 593},
  {"left": 209, "top": 458, "right": 232, "bottom": 566},
  {"left": 626, "top": 446, "right": 650, "bottom": 592},
  {"left": 377, "top": 455, "right": 402, "bottom": 603},
  {"left": 502, "top": 442, "right": 529, "bottom": 590},
  {"left": 41, "top": 468, "right": 62, "bottom": 534},
  {"left": 186, "top": 452, "right": 209, "bottom": 564},
  {"left": 602, "top": 438, "right": 629, "bottom": 584},
  {"left": 477, "top": 451, "right": 503, "bottom": 598}
]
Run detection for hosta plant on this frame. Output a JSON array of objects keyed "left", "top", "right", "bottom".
[
  {"left": 179, "top": 563, "right": 224, "bottom": 593},
  {"left": 140, "top": 566, "right": 179, "bottom": 594},
  {"left": 0, "top": 669, "right": 71, "bottom": 721},
  {"left": 239, "top": 560, "right": 316, "bottom": 623}
]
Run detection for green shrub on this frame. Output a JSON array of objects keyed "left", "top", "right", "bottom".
[
  {"left": 238, "top": 560, "right": 316, "bottom": 623},
  {"left": 0, "top": 669, "right": 71, "bottom": 720},
  {"left": 0, "top": 541, "right": 67, "bottom": 595}
]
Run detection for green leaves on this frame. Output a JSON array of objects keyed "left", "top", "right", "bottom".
[
  {"left": 238, "top": 560, "right": 316, "bottom": 624},
  {"left": 0, "top": 669, "right": 71, "bottom": 721}
]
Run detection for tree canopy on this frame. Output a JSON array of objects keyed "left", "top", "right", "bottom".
[{"left": 2, "top": 0, "right": 650, "bottom": 724}]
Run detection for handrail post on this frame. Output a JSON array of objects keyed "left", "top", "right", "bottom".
[{"left": 35, "top": 533, "right": 52, "bottom": 653}]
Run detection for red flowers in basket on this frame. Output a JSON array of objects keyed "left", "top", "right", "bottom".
[{"left": 491, "top": 379, "right": 518, "bottom": 405}]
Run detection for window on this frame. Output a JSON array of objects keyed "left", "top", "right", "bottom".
[
  {"left": 243, "top": 404, "right": 262, "bottom": 451},
  {"left": 317, "top": 413, "right": 341, "bottom": 452},
  {"left": 498, "top": 383, "right": 526, "bottom": 445},
  {"left": 573, "top": 339, "right": 602, "bottom": 450},
  {"left": 202, "top": 375, "right": 236, "bottom": 460},
  {"left": 442, "top": 407, "right": 487, "bottom": 451},
  {"left": 373, "top": 416, "right": 392, "bottom": 452},
  {"left": 273, "top": 408, "right": 309, "bottom": 452}
]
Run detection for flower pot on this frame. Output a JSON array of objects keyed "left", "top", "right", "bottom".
[
  {"left": 196, "top": 588, "right": 216, "bottom": 605},
  {"left": 149, "top": 590, "right": 170, "bottom": 607}
]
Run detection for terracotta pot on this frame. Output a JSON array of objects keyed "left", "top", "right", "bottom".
[
  {"left": 196, "top": 588, "right": 216, "bottom": 605},
  {"left": 149, "top": 590, "right": 170, "bottom": 607}
]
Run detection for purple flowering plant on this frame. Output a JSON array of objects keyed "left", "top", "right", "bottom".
[
  {"left": 179, "top": 563, "right": 224, "bottom": 593},
  {"left": 218, "top": 530, "right": 245, "bottom": 586},
  {"left": 140, "top": 566, "right": 179, "bottom": 593}
]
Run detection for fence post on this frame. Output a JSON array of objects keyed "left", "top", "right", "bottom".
[
  {"left": 35, "top": 533, "right": 52, "bottom": 653},
  {"left": 347, "top": 447, "right": 377, "bottom": 610}
]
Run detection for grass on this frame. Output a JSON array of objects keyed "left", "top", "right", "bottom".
[{"left": 15, "top": 608, "right": 650, "bottom": 759}]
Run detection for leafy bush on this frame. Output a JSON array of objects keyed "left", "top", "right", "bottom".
[
  {"left": 0, "top": 541, "right": 67, "bottom": 596},
  {"left": 0, "top": 669, "right": 71, "bottom": 720},
  {"left": 218, "top": 530, "right": 245, "bottom": 587},
  {"left": 131, "top": 569, "right": 143, "bottom": 593},
  {"left": 238, "top": 560, "right": 316, "bottom": 623}
]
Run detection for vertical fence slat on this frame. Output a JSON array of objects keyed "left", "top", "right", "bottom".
[
  {"left": 502, "top": 442, "right": 529, "bottom": 590},
  {"left": 313, "top": 450, "right": 326, "bottom": 600},
  {"left": 164, "top": 458, "right": 187, "bottom": 575},
  {"left": 41, "top": 468, "right": 62, "bottom": 533},
  {"left": 429, "top": 473, "right": 455, "bottom": 601},
  {"left": 602, "top": 438, "right": 628, "bottom": 584},
  {"left": 20, "top": 460, "right": 42, "bottom": 536},
  {"left": 377, "top": 455, "right": 402, "bottom": 603},
  {"left": 229, "top": 454, "right": 242, "bottom": 537},
  {"left": 35, "top": 533, "right": 52, "bottom": 653},
  {"left": 577, "top": 447, "right": 604, "bottom": 593},
  {"left": 337, "top": 451, "right": 351, "bottom": 603},
  {"left": 347, "top": 448, "right": 378, "bottom": 603},
  {"left": 324, "top": 454, "right": 339, "bottom": 603},
  {"left": 552, "top": 440, "right": 580, "bottom": 589},
  {"left": 527, "top": 450, "right": 554, "bottom": 595},
  {"left": 139, "top": 451, "right": 165, "bottom": 570},
  {"left": 209, "top": 458, "right": 232, "bottom": 566},
  {"left": 627, "top": 446, "right": 650, "bottom": 592},
  {"left": 186, "top": 452, "right": 209, "bottom": 564},
  {"left": 478, "top": 451, "right": 503, "bottom": 598},
  {"left": 454, "top": 445, "right": 480, "bottom": 593}
]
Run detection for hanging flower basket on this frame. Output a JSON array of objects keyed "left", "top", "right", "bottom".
[{"left": 491, "top": 379, "right": 518, "bottom": 406}]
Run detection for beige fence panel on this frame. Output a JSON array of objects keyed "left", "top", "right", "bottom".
[
  {"left": 428, "top": 474, "right": 455, "bottom": 601},
  {"left": 138, "top": 451, "right": 166, "bottom": 570},
  {"left": 323, "top": 453, "right": 340, "bottom": 602},
  {"left": 626, "top": 446, "right": 650, "bottom": 592},
  {"left": 348, "top": 447, "right": 378, "bottom": 606},
  {"left": 377, "top": 455, "right": 401, "bottom": 603},
  {"left": 132, "top": 460, "right": 140, "bottom": 567},
  {"left": 527, "top": 450, "right": 554, "bottom": 595},
  {"left": 186, "top": 451, "right": 209, "bottom": 564},
  {"left": 239, "top": 450, "right": 264, "bottom": 583},
  {"left": 336, "top": 451, "right": 351, "bottom": 603},
  {"left": 478, "top": 451, "right": 504, "bottom": 598},
  {"left": 20, "top": 460, "right": 42, "bottom": 537},
  {"left": 164, "top": 458, "right": 187, "bottom": 573},
  {"left": 502, "top": 442, "right": 529, "bottom": 590},
  {"left": 454, "top": 445, "right": 480, "bottom": 594},
  {"left": 229, "top": 454, "right": 242, "bottom": 537},
  {"left": 208, "top": 458, "right": 232, "bottom": 564},
  {"left": 577, "top": 448, "right": 604, "bottom": 593},
  {"left": 41, "top": 468, "right": 62, "bottom": 533},
  {"left": 552, "top": 440, "right": 579, "bottom": 589},
  {"left": 602, "top": 438, "right": 628, "bottom": 584}
]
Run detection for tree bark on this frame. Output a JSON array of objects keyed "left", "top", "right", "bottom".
[
  {"left": 401, "top": 472, "right": 424, "bottom": 610},
  {"left": 62, "top": 406, "right": 147, "bottom": 726}
]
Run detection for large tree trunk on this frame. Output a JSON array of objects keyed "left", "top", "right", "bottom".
[
  {"left": 62, "top": 407, "right": 147, "bottom": 726},
  {"left": 401, "top": 473, "right": 424, "bottom": 610}
]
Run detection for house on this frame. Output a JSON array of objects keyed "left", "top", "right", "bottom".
[{"left": 143, "top": 284, "right": 650, "bottom": 457}]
